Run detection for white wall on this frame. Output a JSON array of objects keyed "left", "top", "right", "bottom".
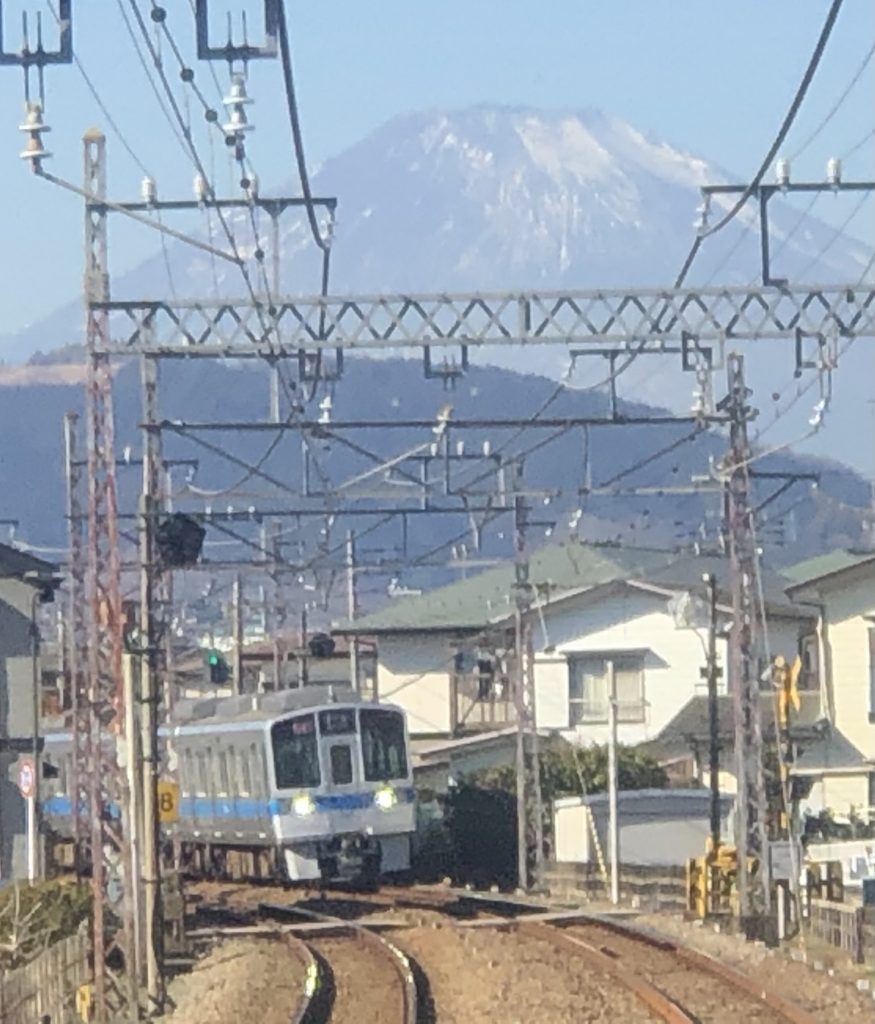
[
  {"left": 819, "top": 576, "right": 875, "bottom": 759},
  {"left": 538, "top": 588, "right": 722, "bottom": 746},
  {"left": 377, "top": 634, "right": 453, "bottom": 735}
]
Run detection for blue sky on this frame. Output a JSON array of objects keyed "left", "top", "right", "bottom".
[{"left": 0, "top": 0, "right": 872, "bottom": 337}]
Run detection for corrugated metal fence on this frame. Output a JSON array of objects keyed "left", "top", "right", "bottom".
[{"left": 0, "top": 927, "right": 91, "bottom": 1024}]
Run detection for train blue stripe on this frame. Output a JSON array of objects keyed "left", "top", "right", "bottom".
[{"left": 43, "top": 786, "right": 416, "bottom": 822}]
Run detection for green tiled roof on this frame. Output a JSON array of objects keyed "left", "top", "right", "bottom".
[
  {"left": 339, "top": 542, "right": 677, "bottom": 634},
  {"left": 783, "top": 549, "right": 875, "bottom": 592},
  {"left": 338, "top": 541, "right": 806, "bottom": 635}
]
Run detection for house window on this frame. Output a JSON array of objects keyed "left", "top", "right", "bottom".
[{"left": 568, "top": 654, "right": 646, "bottom": 725}]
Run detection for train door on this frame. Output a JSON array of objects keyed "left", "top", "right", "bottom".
[{"left": 318, "top": 707, "right": 359, "bottom": 788}]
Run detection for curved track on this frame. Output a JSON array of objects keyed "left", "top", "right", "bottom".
[
  {"left": 186, "top": 882, "right": 819, "bottom": 1024},
  {"left": 260, "top": 902, "right": 417, "bottom": 1024}
]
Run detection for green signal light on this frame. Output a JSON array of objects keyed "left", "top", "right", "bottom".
[{"left": 208, "top": 651, "right": 220, "bottom": 665}]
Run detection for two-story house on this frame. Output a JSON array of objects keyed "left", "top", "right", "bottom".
[
  {"left": 335, "top": 541, "right": 814, "bottom": 781},
  {"left": 783, "top": 549, "right": 875, "bottom": 821},
  {"left": 0, "top": 543, "right": 59, "bottom": 881}
]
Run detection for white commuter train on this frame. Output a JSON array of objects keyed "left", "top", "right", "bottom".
[{"left": 42, "top": 686, "right": 416, "bottom": 887}]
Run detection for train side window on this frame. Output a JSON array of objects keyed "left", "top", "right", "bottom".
[
  {"left": 196, "top": 751, "right": 208, "bottom": 796},
  {"left": 217, "top": 750, "right": 229, "bottom": 796},
  {"left": 250, "top": 744, "right": 263, "bottom": 797},
  {"left": 226, "top": 746, "right": 237, "bottom": 792},
  {"left": 239, "top": 749, "right": 252, "bottom": 796},
  {"left": 181, "top": 750, "right": 192, "bottom": 796}
]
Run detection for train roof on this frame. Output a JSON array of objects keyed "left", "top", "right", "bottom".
[{"left": 171, "top": 685, "right": 367, "bottom": 728}]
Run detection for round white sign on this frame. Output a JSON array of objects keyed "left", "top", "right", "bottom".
[{"left": 17, "top": 759, "right": 35, "bottom": 799}]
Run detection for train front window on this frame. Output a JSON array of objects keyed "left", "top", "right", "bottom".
[
  {"left": 272, "top": 714, "right": 321, "bottom": 789},
  {"left": 360, "top": 709, "right": 408, "bottom": 781}
]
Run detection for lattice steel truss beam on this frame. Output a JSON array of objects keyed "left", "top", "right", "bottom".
[
  {"left": 720, "top": 352, "right": 770, "bottom": 932},
  {"left": 84, "top": 129, "right": 138, "bottom": 1023},
  {"left": 97, "top": 284, "right": 875, "bottom": 356}
]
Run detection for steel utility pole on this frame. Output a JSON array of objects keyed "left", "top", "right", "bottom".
[
  {"left": 720, "top": 352, "right": 771, "bottom": 936},
  {"left": 83, "top": 129, "right": 138, "bottom": 1021},
  {"left": 63, "top": 412, "right": 89, "bottom": 881},
  {"left": 512, "top": 492, "right": 543, "bottom": 890}
]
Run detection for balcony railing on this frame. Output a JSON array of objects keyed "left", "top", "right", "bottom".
[
  {"left": 570, "top": 699, "right": 647, "bottom": 725},
  {"left": 452, "top": 672, "right": 516, "bottom": 732}
]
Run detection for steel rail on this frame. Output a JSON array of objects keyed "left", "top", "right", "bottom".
[
  {"left": 518, "top": 920, "right": 695, "bottom": 1023},
  {"left": 287, "top": 935, "right": 320, "bottom": 1024},
  {"left": 572, "top": 913, "right": 819, "bottom": 1024},
  {"left": 259, "top": 901, "right": 417, "bottom": 1024}
]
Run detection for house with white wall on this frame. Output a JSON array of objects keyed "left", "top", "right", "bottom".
[
  {"left": 335, "top": 541, "right": 815, "bottom": 763},
  {"left": 782, "top": 549, "right": 875, "bottom": 821}
]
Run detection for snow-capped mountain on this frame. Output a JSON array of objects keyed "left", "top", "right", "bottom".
[
  {"left": 5, "top": 105, "right": 870, "bottom": 365},
  {"left": 5, "top": 105, "right": 874, "bottom": 472}
]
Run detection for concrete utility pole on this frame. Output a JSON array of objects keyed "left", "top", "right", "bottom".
[
  {"left": 512, "top": 492, "right": 544, "bottom": 891},
  {"left": 720, "top": 352, "right": 771, "bottom": 936},
  {"left": 232, "top": 573, "right": 244, "bottom": 694},
  {"left": 607, "top": 658, "right": 619, "bottom": 906},
  {"left": 347, "top": 530, "right": 359, "bottom": 693},
  {"left": 704, "top": 573, "right": 723, "bottom": 860},
  {"left": 139, "top": 354, "right": 165, "bottom": 1013}
]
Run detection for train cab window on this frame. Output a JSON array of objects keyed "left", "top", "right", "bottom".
[
  {"left": 330, "top": 744, "right": 354, "bottom": 785},
  {"left": 360, "top": 709, "right": 408, "bottom": 781},
  {"left": 271, "top": 714, "right": 321, "bottom": 789}
]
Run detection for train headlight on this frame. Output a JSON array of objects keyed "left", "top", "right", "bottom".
[
  {"left": 292, "top": 793, "right": 316, "bottom": 817},
  {"left": 375, "top": 786, "right": 397, "bottom": 811}
]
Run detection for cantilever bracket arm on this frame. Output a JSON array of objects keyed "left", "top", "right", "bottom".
[{"left": 195, "top": 0, "right": 279, "bottom": 63}]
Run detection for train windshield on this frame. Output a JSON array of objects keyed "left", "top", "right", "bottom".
[
  {"left": 359, "top": 708, "right": 408, "bottom": 782},
  {"left": 271, "top": 714, "right": 321, "bottom": 788}
]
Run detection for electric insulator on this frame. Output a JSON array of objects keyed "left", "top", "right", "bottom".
[
  {"left": 775, "top": 158, "right": 791, "bottom": 189},
  {"left": 456, "top": 441, "right": 465, "bottom": 456},
  {"left": 193, "top": 174, "right": 209, "bottom": 203},
  {"left": 482, "top": 440, "right": 491, "bottom": 456},
  {"left": 18, "top": 102, "right": 51, "bottom": 168},
  {"left": 141, "top": 176, "right": 157, "bottom": 205},
  {"left": 826, "top": 157, "right": 841, "bottom": 188},
  {"left": 245, "top": 171, "right": 259, "bottom": 200},
  {"left": 222, "top": 73, "right": 254, "bottom": 137}
]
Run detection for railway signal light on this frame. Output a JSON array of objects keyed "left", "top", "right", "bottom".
[{"left": 205, "top": 648, "right": 229, "bottom": 684}]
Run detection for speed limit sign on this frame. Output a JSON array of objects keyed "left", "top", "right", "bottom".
[{"left": 17, "top": 758, "right": 35, "bottom": 799}]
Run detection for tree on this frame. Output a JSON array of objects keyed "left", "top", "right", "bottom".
[{"left": 468, "top": 738, "right": 669, "bottom": 804}]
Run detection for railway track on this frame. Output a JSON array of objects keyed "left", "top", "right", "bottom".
[
  {"left": 260, "top": 902, "right": 418, "bottom": 1024},
  {"left": 186, "top": 883, "right": 820, "bottom": 1023}
]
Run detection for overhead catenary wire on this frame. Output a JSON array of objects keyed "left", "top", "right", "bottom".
[
  {"left": 788, "top": 40, "right": 875, "bottom": 161},
  {"left": 673, "top": 0, "right": 846, "bottom": 289}
]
